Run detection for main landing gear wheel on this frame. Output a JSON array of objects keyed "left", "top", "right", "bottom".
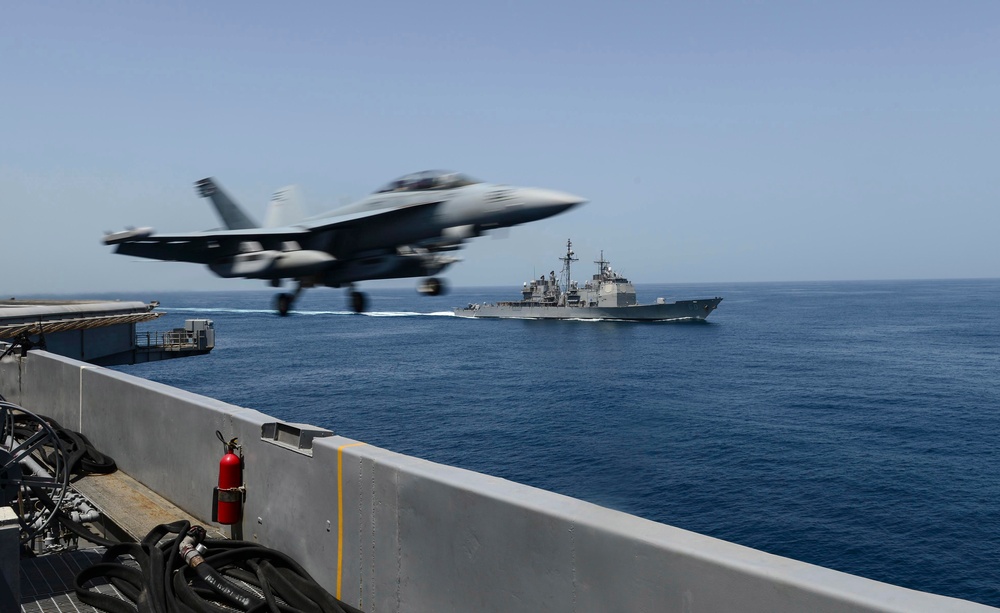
[
  {"left": 0, "top": 401, "right": 70, "bottom": 544},
  {"left": 275, "top": 292, "right": 294, "bottom": 316},
  {"left": 350, "top": 291, "right": 367, "bottom": 314},
  {"left": 418, "top": 277, "right": 446, "bottom": 296}
]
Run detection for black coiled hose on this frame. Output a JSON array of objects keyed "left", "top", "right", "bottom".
[
  {"left": 75, "top": 520, "right": 364, "bottom": 613},
  {"left": 9, "top": 411, "right": 117, "bottom": 476}
]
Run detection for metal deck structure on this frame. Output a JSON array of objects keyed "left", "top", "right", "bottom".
[
  {"left": 20, "top": 548, "right": 137, "bottom": 613},
  {"left": 0, "top": 300, "right": 213, "bottom": 365},
  {"left": 13, "top": 469, "right": 223, "bottom": 613}
]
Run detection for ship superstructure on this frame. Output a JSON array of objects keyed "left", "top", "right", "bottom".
[{"left": 455, "top": 239, "right": 722, "bottom": 320}]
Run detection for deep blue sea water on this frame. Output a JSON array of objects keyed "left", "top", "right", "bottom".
[{"left": 101, "top": 279, "right": 998, "bottom": 606}]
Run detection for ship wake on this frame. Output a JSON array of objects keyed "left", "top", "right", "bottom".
[{"left": 164, "top": 307, "right": 456, "bottom": 317}]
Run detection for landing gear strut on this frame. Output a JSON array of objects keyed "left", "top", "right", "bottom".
[
  {"left": 274, "top": 284, "right": 305, "bottom": 316},
  {"left": 418, "top": 277, "right": 446, "bottom": 296},
  {"left": 275, "top": 293, "right": 293, "bottom": 316},
  {"left": 350, "top": 290, "right": 367, "bottom": 314}
]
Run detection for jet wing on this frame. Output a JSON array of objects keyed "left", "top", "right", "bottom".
[
  {"left": 105, "top": 197, "right": 450, "bottom": 265},
  {"left": 105, "top": 227, "right": 311, "bottom": 264}
]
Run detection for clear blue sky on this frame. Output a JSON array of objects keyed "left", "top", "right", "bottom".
[{"left": 3, "top": 1, "right": 998, "bottom": 294}]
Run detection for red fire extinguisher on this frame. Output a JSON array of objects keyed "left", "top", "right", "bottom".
[{"left": 213, "top": 431, "right": 244, "bottom": 525}]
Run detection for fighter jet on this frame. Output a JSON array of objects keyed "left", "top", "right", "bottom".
[{"left": 103, "top": 170, "right": 585, "bottom": 315}]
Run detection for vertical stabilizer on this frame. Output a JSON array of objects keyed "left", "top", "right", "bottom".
[
  {"left": 194, "top": 178, "right": 258, "bottom": 230},
  {"left": 263, "top": 185, "right": 306, "bottom": 228}
]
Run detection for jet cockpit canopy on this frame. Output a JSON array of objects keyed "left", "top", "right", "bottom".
[{"left": 375, "top": 170, "right": 481, "bottom": 194}]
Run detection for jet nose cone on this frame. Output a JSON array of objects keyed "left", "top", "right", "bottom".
[{"left": 520, "top": 187, "right": 588, "bottom": 216}]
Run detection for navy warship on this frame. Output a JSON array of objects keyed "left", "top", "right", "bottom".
[{"left": 455, "top": 239, "right": 722, "bottom": 320}]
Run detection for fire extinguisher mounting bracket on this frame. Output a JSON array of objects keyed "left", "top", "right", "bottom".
[
  {"left": 215, "top": 485, "right": 245, "bottom": 503},
  {"left": 260, "top": 422, "right": 333, "bottom": 456}
]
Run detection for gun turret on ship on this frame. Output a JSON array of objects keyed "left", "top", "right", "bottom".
[{"left": 455, "top": 240, "right": 722, "bottom": 320}]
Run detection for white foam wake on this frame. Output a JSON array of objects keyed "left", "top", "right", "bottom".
[{"left": 163, "top": 307, "right": 456, "bottom": 317}]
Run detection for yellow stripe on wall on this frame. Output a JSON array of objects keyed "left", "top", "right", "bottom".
[{"left": 336, "top": 442, "right": 367, "bottom": 600}]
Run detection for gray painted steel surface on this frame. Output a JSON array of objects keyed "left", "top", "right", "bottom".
[
  {"left": 455, "top": 240, "right": 722, "bottom": 321},
  {"left": 0, "top": 350, "right": 994, "bottom": 612},
  {"left": 0, "top": 301, "right": 213, "bottom": 365},
  {"left": 458, "top": 298, "right": 722, "bottom": 320}
]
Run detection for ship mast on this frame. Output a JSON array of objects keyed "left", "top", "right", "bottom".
[
  {"left": 559, "top": 239, "right": 578, "bottom": 292},
  {"left": 595, "top": 251, "right": 609, "bottom": 279}
]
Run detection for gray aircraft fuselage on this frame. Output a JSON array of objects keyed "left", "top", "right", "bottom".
[{"left": 310, "top": 182, "right": 581, "bottom": 259}]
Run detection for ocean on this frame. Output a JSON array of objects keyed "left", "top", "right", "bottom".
[{"left": 107, "top": 279, "right": 999, "bottom": 607}]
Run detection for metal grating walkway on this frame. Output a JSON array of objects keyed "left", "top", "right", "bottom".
[{"left": 20, "top": 549, "right": 136, "bottom": 613}]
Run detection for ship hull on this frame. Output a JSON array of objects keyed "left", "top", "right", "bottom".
[{"left": 454, "top": 297, "right": 722, "bottom": 321}]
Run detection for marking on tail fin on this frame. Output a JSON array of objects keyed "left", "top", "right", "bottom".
[{"left": 264, "top": 185, "right": 306, "bottom": 228}]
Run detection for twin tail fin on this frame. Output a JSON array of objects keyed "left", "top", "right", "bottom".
[{"left": 195, "top": 178, "right": 306, "bottom": 230}]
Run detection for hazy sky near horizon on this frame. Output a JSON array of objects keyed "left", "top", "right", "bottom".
[{"left": 3, "top": 1, "right": 998, "bottom": 295}]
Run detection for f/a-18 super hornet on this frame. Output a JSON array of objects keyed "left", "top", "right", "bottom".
[{"left": 103, "top": 170, "right": 585, "bottom": 315}]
